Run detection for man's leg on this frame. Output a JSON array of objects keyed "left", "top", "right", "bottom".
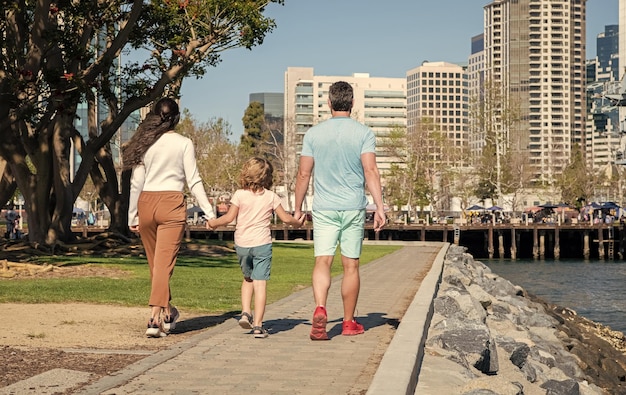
[
  {"left": 340, "top": 255, "right": 360, "bottom": 322},
  {"left": 310, "top": 255, "right": 333, "bottom": 340},
  {"left": 312, "top": 255, "right": 333, "bottom": 306},
  {"left": 337, "top": 210, "right": 365, "bottom": 336}
]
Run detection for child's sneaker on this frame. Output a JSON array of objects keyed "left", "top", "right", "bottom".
[
  {"left": 310, "top": 306, "right": 329, "bottom": 340},
  {"left": 342, "top": 319, "right": 364, "bottom": 336}
]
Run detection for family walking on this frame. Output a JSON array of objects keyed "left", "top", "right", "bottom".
[{"left": 125, "top": 81, "right": 385, "bottom": 340}]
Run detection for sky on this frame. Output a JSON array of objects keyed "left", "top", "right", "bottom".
[{"left": 178, "top": 0, "right": 619, "bottom": 140}]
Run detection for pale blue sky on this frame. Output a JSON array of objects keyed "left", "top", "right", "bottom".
[{"left": 179, "top": 0, "right": 619, "bottom": 139}]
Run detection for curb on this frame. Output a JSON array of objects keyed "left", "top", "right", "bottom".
[{"left": 366, "top": 243, "right": 449, "bottom": 395}]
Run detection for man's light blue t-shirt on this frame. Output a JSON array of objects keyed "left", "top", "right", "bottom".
[{"left": 301, "top": 116, "right": 376, "bottom": 211}]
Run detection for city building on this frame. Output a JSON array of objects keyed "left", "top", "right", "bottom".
[
  {"left": 468, "top": 34, "right": 486, "bottom": 157},
  {"left": 406, "top": 61, "right": 469, "bottom": 166},
  {"left": 283, "top": 67, "right": 406, "bottom": 177},
  {"left": 249, "top": 92, "right": 284, "bottom": 144},
  {"left": 482, "top": 0, "right": 587, "bottom": 184},
  {"left": 586, "top": 25, "right": 621, "bottom": 171}
]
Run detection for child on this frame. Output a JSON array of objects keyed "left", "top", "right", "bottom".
[{"left": 207, "top": 157, "right": 305, "bottom": 338}]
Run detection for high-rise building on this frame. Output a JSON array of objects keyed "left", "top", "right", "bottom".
[
  {"left": 586, "top": 25, "right": 620, "bottom": 171},
  {"left": 249, "top": 92, "right": 284, "bottom": 144},
  {"left": 596, "top": 25, "right": 619, "bottom": 81},
  {"left": 468, "top": 34, "right": 486, "bottom": 157},
  {"left": 250, "top": 92, "right": 284, "bottom": 118},
  {"left": 283, "top": 67, "right": 406, "bottom": 176},
  {"left": 482, "top": 0, "right": 587, "bottom": 184},
  {"left": 406, "top": 61, "right": 469, "bottom": 166}
]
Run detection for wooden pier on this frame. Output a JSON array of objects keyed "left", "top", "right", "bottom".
[{"left": 72, "top": 221, "right": 626, "bottom": 260}]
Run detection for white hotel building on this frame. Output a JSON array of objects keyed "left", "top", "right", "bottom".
[{"left": 283, "top": 67, "right": 407, "bottom": 177}]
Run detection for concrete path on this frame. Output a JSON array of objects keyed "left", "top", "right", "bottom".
[{"left": 76, "top": 241, "right": 447, "bottom": 395}]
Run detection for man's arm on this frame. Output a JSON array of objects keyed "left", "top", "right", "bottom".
[
  {"left": 361, "top": 152, "right": 385, "bottom": 231},
  {"left": 294, "top": 155, "right": 314, "bottom": 218}
]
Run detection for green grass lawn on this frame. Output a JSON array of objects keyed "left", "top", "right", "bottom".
[{"left": 0, "top": 241, "right": 401, "bottom": 314}]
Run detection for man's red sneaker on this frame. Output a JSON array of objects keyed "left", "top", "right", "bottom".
[
  {"left": 342, "top": 319, "right": 364, "bottom": 336},
  {"left": 310, "top": 306, "right": 329, "bottom": 340}
]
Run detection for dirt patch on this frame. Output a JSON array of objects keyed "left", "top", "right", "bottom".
[
  {"left": 0, "top": 238, "right": 235, "bottom": 391},
  {"left": 0, "top": 302, "right": 230, "bottom": 390}
]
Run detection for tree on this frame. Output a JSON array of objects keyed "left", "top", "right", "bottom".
[
  {"left": 240, "top": 101, "right": 270, "bottom": 156},
  {"left": 499, "top": 148, "right": 533, "bottom": 212},
  {"left": 557, "top": 144, "right": 596, "bottom": 207},
  {"left": 178, "top": 111, "right": 243, "bottom": 199},
  {"left": 383, "top": 123, "right": 437, "bottom": 216},
  {"left": 0, "top": 0, "right": 283, "bottom": 245},
  {"left": 470, "top": 78, "right": 521, "bottom": 205},
  {"left": 240, "top": 101, "right": 289, "bottom": 204}
]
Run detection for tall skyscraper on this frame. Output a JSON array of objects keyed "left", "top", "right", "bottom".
[
  {"left": 468, "top": 34, "right": 486, "bottom": 157},
  {"left": 483, "top": 0, "right": 587, "bottom": 184},
  {"left": 586, "top": 25, "right": 620, "bottom": 171},
  {"left": 596, "top": 25, "right": 619, "bottom": 81}
]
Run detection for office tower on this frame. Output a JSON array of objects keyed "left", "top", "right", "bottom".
[
  {"left": 249, "top": 92, "right": 285, "bottom": 144},
  {"left": 283, "top": 67, "right": 406, "bottom": 176},
  {"left": 586, "top": 25, "right": 620, "bottom": 171},
  {"left": 250, "top": 92, "right": 284, "bottom": 118},
  {"left": 596, "top": 25, "right": 619, "bottom": 81},
  {"left": 621, "top": 0, "right": 626, "bottom": 67},
  {"left": 406, "top": 61, "right": 469, "bottom": 166},
  {"left": 483, "top": 0, "right": 587, "bottom": 184},
  {"left": 468, "top": 34, "right": 486, "bottom": 157}
]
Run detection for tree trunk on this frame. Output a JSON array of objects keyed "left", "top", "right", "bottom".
[
  {"left": 48, "top": 114, "right": 76, "bottom": 244},
  {"left": 0, "top": 160, "right": 17, "bottom": 205}
]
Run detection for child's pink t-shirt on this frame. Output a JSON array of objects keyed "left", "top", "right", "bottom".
[{"left": 230, "top": 188, "right": 283, "bottom": 248}]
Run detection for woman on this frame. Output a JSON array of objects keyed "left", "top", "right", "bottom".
[{"left": 123, "top": 97, "right": 215, "bottom": 338}]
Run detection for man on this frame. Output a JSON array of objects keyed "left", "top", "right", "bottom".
[
  {"left": 294, "top": 81, "right": 386, "bottom": 341},
  {"left": 5, "top": 205, "right": 17, "bottom": 239}
]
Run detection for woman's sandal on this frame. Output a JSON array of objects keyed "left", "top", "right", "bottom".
[
  {"left": 238, "top": 312, "right": 253, "bottom": 329},
  {"left": 253, "top": 326, "right": 268, "bottom": 339}
]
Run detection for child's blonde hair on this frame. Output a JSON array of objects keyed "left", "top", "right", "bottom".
[{"left": 240, "top": 157, "right": 273, "bottom": 191}]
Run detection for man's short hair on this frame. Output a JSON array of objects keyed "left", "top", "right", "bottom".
[{"left": 329, "top": 81, "right": 353, "bottom": 112}]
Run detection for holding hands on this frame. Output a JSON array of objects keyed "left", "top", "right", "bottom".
[
  {"left": 206, "top": 208, "right": 305, "bottom": 230},
  {"left": 291, "top": 211, "right": 307, "bottom": 228}
]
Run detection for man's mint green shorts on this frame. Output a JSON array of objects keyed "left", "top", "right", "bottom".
[{"left": 312, "top": 210, "right": 365, "bottom": 258}]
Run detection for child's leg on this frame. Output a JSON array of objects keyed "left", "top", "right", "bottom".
[
  {"left": 241, "top": 277, "right": 254, "bottom": 314},
  {"left": 252, "top": 280, "right": 267, "bottom": 327}
]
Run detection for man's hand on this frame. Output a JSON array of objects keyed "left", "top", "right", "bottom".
[
  {"left": 129, "top": 225, "right": 139, "bottom": 233},
  {"left": 296, "top": 212, "right": 306, "bottom": 228},
  {"left": 294, "top": 210, "right": 304, "bottom": 225},
  {"left": 373, "top": 208, "right": 386, "bottom": 232}
]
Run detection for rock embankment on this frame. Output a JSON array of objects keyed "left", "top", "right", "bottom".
[{"left": 416, "top": 244, "right": 626, "bottom": 395}]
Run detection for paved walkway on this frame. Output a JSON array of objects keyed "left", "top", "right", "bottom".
[{"left": 76, "top": 241, "right": 446, "bottom": 395}]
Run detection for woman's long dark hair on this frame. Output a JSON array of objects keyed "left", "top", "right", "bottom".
[{"left": 122, "top": 98, "right": 181, "bottom": 170}]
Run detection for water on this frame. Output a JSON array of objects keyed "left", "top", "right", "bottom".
[{"left": 484, "top": 258, "right": 626, "bottom": 335}]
